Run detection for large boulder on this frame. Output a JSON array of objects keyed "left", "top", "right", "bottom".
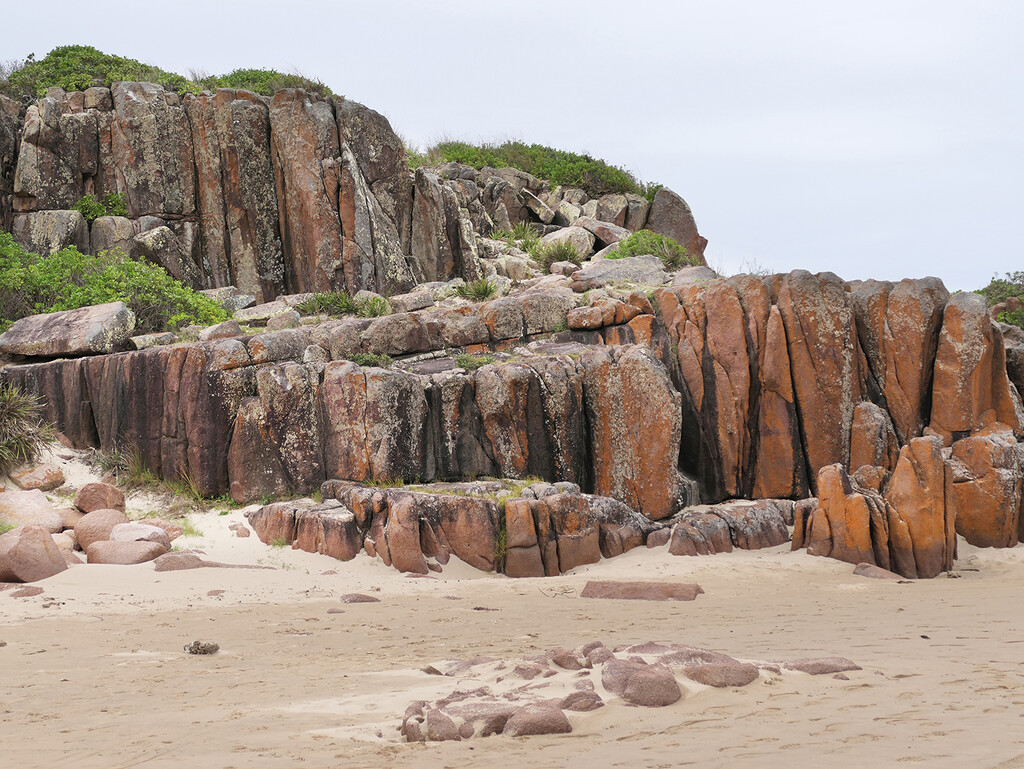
[
  {"left": 0, "top": 301, "right": 136, "bottom": 358},
  {"left": 539, "top": 226, "right": 595, "bottom": 261},
  {"left": 948, "top": 428, "right": 1023, "bottom": 548},
  {"left": 74, "top": 508, "right": 130, "bottom": 551},
  {"left": 572, "top": 255, "right": 669, "bottom": 288},
  {"left": 0, "top": 487, "right": 62, "bottom": 533},
  {"left": 0, "top": 94, "right": 23, "bottom": 229},
  {"left": 86, "top": 539, "right": 167, "bottom": 564},
  {"left": 802, "top": 464, "right": 889, "bottom": 569},
  {"left": 644, "top": 187, "right": 707, "bottom": 263},
  {"left": 601, "top": 659, "right": 682, "bottom": 707},
  {"left": 74, "top": 481, "right": 126, "bottom": 513},
  {"left": 0, "top": 524, "right": 68, "bottom": 582},
  {"left": 12, "top": 209, "right": 89, "bottom": 254},
  {"left": 930, "top": 292, "right": 1022, "bottom": 443}
]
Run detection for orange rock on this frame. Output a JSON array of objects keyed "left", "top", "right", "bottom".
[
  {"left": 948, "top": 428, "right": 1022, "bottom": 548},
  {"left": 884, "top": 436, "right": 956, "bottom": 578},
  {"left": 804, "top": 464, "right": 885, "bottom": 568},
  {"left": 849, "top": 401, "right": 899, "bottom": 472},
  {"left": 930, "top": 292, "right": 1022, "bottom": 444}
]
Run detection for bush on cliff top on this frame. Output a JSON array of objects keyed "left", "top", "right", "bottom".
[
  {"left": 978, "top": 271, "right": 1024, "bottom": 329},
  {"left": 0, "top": 45, "right": 334, "bottom": 103},
  {"left": 607, "top": 230, "right": 698, "bottom": 269},
  {"left": 0, "top": 232, "right": 227, "bottom": 334},
  {"left": 408, "top": 139, "right": 661, "bottom": 201}
]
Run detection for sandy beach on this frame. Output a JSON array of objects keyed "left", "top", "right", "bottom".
[{"left": 4, "top": 456, "right": 1024, "bottom": 769}]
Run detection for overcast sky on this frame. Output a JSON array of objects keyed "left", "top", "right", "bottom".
[{"left": 7, "top": 0, "right": 1021, "bottom": 291}]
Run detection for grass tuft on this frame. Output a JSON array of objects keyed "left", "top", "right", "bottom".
[
  {"left": 606, "top": 230, "right": 698, "bottom": 269},
  {"left": 456, "top": 279, "right": 499, "bottom": 302},
  {"left": 0, "top": 383, "right": 54, "bottom": 477}
]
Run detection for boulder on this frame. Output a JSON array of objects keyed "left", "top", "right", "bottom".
[
  {"left": 644, "top": 187, "right": 707, "bottom": 262},
  {"left": 89, "top": 215, "right": 135, "bottom": 256},
  {"left": 948, "top": 428, "right": 1022, "bottom": 548},
  {"left": 86, "top": 539, "right": 167, "bottom": 564},
  {"left": 198, "top": 320, "right": 243, "bottom": 341},
  {"left": 9, "top": 463, "right": 65, "bottom": 491},
  {"left": 74, "top": 482, "right": 126, "bottom": 513},
  {"left": 502, "top": 705, "right": 572, "bottom": 736},
  {"left": 0, "top": 525, "right": 68, "bottom": 582},
  {"left": 133, "top": 225, "right": 201, "bottom": 287},
  {"left": 575, "top": 216, "right": 631, "bottom": 247},
  {"left": 784, "top": 657, "right": 861, "bottom": 675},
  {"left": 579, "top": 580, "right": 703, "bottom": 601},
  {"left": 685, "top": 662, "right": 759, "bottom": 687},
  {"left": 601, "top": 659, "right": 682, "bottom": 707},
  {"left": 109, "top": 522, "right": 172, "bottom": 550},
  {"left": 849, "top": 401, "right": 899, "bottom": 472},
  {"left": 0, "top": 487, "right": 62, "bottom": 533},
  {"left": 0, "top": 301, "right": 136, "bottom": 358},
  {"left": 539, "top": 226, "right": 595, "bottom": 261},
  {"left": 804, "top": 464, "right": 887, "bottom": 568},
  {"left": 573, "top": 255, "right": 668, "bottom": 288},
  {"left": 12, "top": 210, "right": 89, "bottom": 254},
  {"left": 74, "top": 508, "right": 130, "bottom": 550}
]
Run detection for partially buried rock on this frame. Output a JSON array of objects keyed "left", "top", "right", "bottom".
[
  {"left": 85, "top": 540, "right": 167, "bottom": 564},
  {"left": 852, "top": 562, "right": 903, "bottom": 580},
  {"left": 0, "top": 524, "right": 68, "bottom": 583},
  {"left": 580, "top": 580, "right": 704, "bottom": 601},
  {"left": 0, "top": 487, "right": 62, "bottom": 533},
  {"left": 109, "top": 522, "right": 171, "bottom": 550},
  {"left": 685, "top": 662, "right": 760, "bottom": 688},
  {"left": 784, "top": 657, "right": 862, "bottom": 675},
  {"left": 74, "top": 508, "right": 130, "bottom": 550},
  {"left": 502, "top": 704, "right": 572, "bottom": 737},
  {"left": 184, "top": 640, "right": 220, "bottom": 655},
  {"left": 74, "top": 482, "right": 125, "bottom": 514},
  {"left": 341, "top": 593, "right": 381, "bottom": 603},
  {"left": 601, "top": 659, "right": 682, "bottom": 707}
]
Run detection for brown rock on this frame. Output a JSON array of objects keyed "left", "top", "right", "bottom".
[
  {"left": 9, "top": 463, "right": 65, "bottom": 491},
  {"left": 74, "top": 482, "right": 126, "bottom": 514},
  {"left": 849, "top": 402, "right": 899, "bottom": 472},
  {"left": 0, "top": 301, "right": 136, "bottom": 358},
  {"left": 502, "top": 704, "right": 572, "bottom": 736},
  {"left": 74, "top": 508, "right": 130, "bottom": 550},
  {"left": 559, "top": 690, "right": 604, "bottom": 711},
  {"left": 805, "top": 464, "right": 887, "bottom": 568},
  {"left": 601, "top": 659, "right": 682, "bottom": 707},
  {"left": 12, "top": 210, "right": 90, "bottom": 254},
  {"left": 0, "top": 525, "right": 68, "bottom": 582},
  {"left": 56, "top": 507, "right": 84, "bottom": 531},
  {"left": 644, "top": 187, "right": 708, "bottom": 263},
  {"left": 580, "top": 580, "right": 704, "bottom": 601},
  {"left": 685, "top": 662, "right": 760, "bottom": 687},
  {"left": 86, "top": 540, "right": 167, "bottom": 564}
]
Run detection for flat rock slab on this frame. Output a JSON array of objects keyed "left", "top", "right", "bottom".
[
  {"left": 853, "top": 562, "right": 904, "bottom": 580},
  {"left": 341, "top": 593, "right": 381, "bottom": 604},
  {"left": 152, "top": 552, "right": 273, "bottom": 571},
  {"left": 784, "top": 657, "right": 862, "bottom": 675},
  {"left": 0, "top": 301, "right": 136, "bottom": 357},
  {"left": 580, "top": 580, "right": 704, "bottom": 601}
]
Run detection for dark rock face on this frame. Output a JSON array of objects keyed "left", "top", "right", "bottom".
[
  {"left": 0, "top": 94, "right": 22, "bottom": 229},
  {"left": 644, "top": 187, "right": 708, "bottom": 263}
]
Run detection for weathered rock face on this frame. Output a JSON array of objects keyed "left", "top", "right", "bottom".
[
  {"left": 12, "top": 209, "right": 89, "bottom": 254},
  {"left": 187, "top": 89, "right": 284, "bottom": 301},
  {"left": 580, "top": 345, "right": 683, "bottom": 520},
  {"left": 110, "top": 82, "right": 196, "bottom": 218},
  {"left": 948, "top": 427, "right": 1023, "bottom": 548},
  {"left": 269, "top": 89, "right": 344, "bottom": 294},
  {"left": 930, "top": 292, "right": 1022, "bottom": 443},
  {"left": 644, "top": 187, "right": 708, "bottom": 263},
  {"left": 0, "top": 301, "right": 136, "bottom": 357},
  {"left": 0, "top": 94, "right": 22, "bottom": 229},
  {"left": 410, "top": 169, "right": 482, "bottom": 284}
]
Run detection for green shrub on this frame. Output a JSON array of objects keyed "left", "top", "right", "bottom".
[
  {"left": 532, "top": 239, "right": 583, "bottom": 270},
  {"left": 456, "top": 279, "right": 499, "bottom": 302},
  {"left": 0, "top": 45, "right": 336, "bottom": 105},
  {"left": 419, "top": 140, "right": 660, "bottom": 200},
  {"left": 72, "top": 192, "right": 128, "bottom": 223},
  {"left": 977, "top": 272, "right": 1024, "bottom": 329},
  {"left": 607, "top": 230, "right": 697, "bottom": 269},
  {"left": 0, "top": 383, "right": 54, "bottom": 477},
  {"left": 356, "top": 296, "right": 391, "bottom": 318},
  {"left": 295, "top": 291, "right": 356, "bottom": 317},
  {"left": 0, "top": 233, "right": 227, "bottom": 333},
  {"left": 349, "top": 352, "right": 391, "bottom": 368},
  {"left": 454, "top": 353, "right": 494, "bottom": 370}
]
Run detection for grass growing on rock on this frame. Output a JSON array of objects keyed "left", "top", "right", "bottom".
[
  {"left": 0, "top": 383, "right": 53, "bottom": 477},
  {"left": 978, "top": 271, "right": 1024, "bottom": 328},
  {"left": 0, "top": 45, "right": 334, "bottom": 104},
  {"left": 606, "top": 230, "right": 698, "bottom": 269},
  {"left": 532, "top": 240, "right": 583, "bottom": 271},
  {"left": 0, "top": 235, "right": 227, "bottom": 334},
  {"left": 409, "top": 139, "right": 661, "bottom": 200},
  {"left": 454, "top": 353, "right": 494, "bottom": 370},
  {"left": 348, "top": 352, "right": 392, "bottom": 368},
  {"left": 456, "top": 279, "right": 499, "bottom": 302},
  {"left": 295, "top": 291, "right": 391, "bottom": 319}
]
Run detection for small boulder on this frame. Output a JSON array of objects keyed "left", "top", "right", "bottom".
[
  {"left": 136, "top": 518, "right": 184, "bottom": 541},
  {"left": 580, "top": 580, "right": 704, "bottom": 602},
  {"left": 198, "top": 320, "right": 243, "bottom": 341},
  {"left": 0, "top": 487, "right": 62, "bottom": 533},
  {"left": 86, "top": 540, "right": 167, "bottom": 564},
  {"left": 601, "top": 659, "right": 682, "bottom": 706},
  {"left": 74, "top": 482, "right": 125, "bottom": 514},
  {"left": 685, "top": 662, "right": 760, "bottom": 687},
  {"left": 0, "top": 525, "right": 68, "bottom": 582},
  {"left": 266, "top": 310, "right": 301, "bottom": 331},
  {"left": 784, "top": 657, "right": 862, "bottom": 675},
  {"left": 502, "top": 704, "right": 572, "bottom": 736},
  {"left": 74, "top": 508, "right": 130, "bottom": 550},
  {"left": 9, "top": 463, "right": 65, "bottom": 492},
  {"left": 109, "top": 523, "right": 171, "bottom": 550}
]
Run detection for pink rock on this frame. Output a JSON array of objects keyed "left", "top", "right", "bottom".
[
  {"left": 0, "top": 487, "right": 62, "bottom": 533},
  {"left": 86, "top": 540, "right": 167, "bottom": 565},
  {"left": 9, "top": 463, "right": 65, "bottom": 491},
  {"left": 74, "top": 508, "right": 130, "bottom": 550},
  {"left": 580, "top": 580, "right": 704, "bottom": 602},
  {"left": 109, "top": 523, "right": 171, "bottom": 550},
  {"left": 684, "top": 662, "right": 759, "bottom": 687},
  {"left": 601, "top": 659, "right": 682, "bottom": 706},
  {"left": 502, "top": 704, "right": 572, "bottom": 736},
  {"left": 0, "top": 525, "right": 68, "bottom": 582},
  {"left": 74, "top": 482, "right": 126, "bottom": 514}
]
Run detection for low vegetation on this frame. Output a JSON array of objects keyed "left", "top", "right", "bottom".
[
  {"left": 606, "top": 230, "right": 697, "bottom": 269},
  {"left": 349, "top": 352, "right": 392, "bottom": 368},
  {"left": 532, "top": 239, "right": 583, "bottom": 270},
  {"left": 0, "top": 45, "right": 333, "bottom": 104},
  {"left": 490, "top": 221, "right": 541, "bottom": 255},
  {"left": 295, "top": 291, "right": 391, "bottom": 319},
  {"left": 456, "top": 278, "right": 499, "bottom": 302},
  {"left": 0, "top": 383, "right": 54, "bottom": 477},
  {"left": 977, "top": 271, "right": 1024, "bottom": 328},
  {"left": 0, "top": 234, "right": 228, "bottom": 334},
  {"left": 72, "top": 193, "right": 128, "bottom": 223},
  {"left": 454, "top": 353, "right": 494, "bottom": 370},
  {"left": 407, "top": 139, "right": 661, "bottom": 200}
]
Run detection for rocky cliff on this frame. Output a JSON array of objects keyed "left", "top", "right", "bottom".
[{"left": 3, "top": 82, "right": 1023, "bottom": 580}]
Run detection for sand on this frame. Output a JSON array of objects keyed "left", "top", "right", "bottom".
[{"left": 4, "top": 453, "right": 1024, "bottom": 768}]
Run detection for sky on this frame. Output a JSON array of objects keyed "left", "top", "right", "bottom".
[{"left": 5, "top": 0, "right": 1021, "bottom": 291}]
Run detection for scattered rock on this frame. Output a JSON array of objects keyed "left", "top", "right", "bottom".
[
  {"left": 685, "top": 662, "right": 760, "bottom": 687},
  {"left": 9, "top": 463, "right": 65, "bottom": 491},
  {"left": 341, "top": 593, "right": 381, "bottom": 603},
  {"left": 10, "top": 586, "right": 45, "bottom": 598},
  {"left": 0, "top": 525, "right": 68, "bottom": 583},
  {"left": 502, "top": 704, "right": 572, "bottom": 736},
  {"left": 85, "top": 540, "right": 167, "bottom": 564},
  {"left": 73, "top": 482, "right": 126, "bottom": 514},
  {"left": 601, "top": 659, "right": 682, "bottom": 707},
  {"left": 784, "top": 657, "right": 862, "bottom": 675},
  {"left": 184, "top": 640, "right": 220, "bottom": 655}
]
